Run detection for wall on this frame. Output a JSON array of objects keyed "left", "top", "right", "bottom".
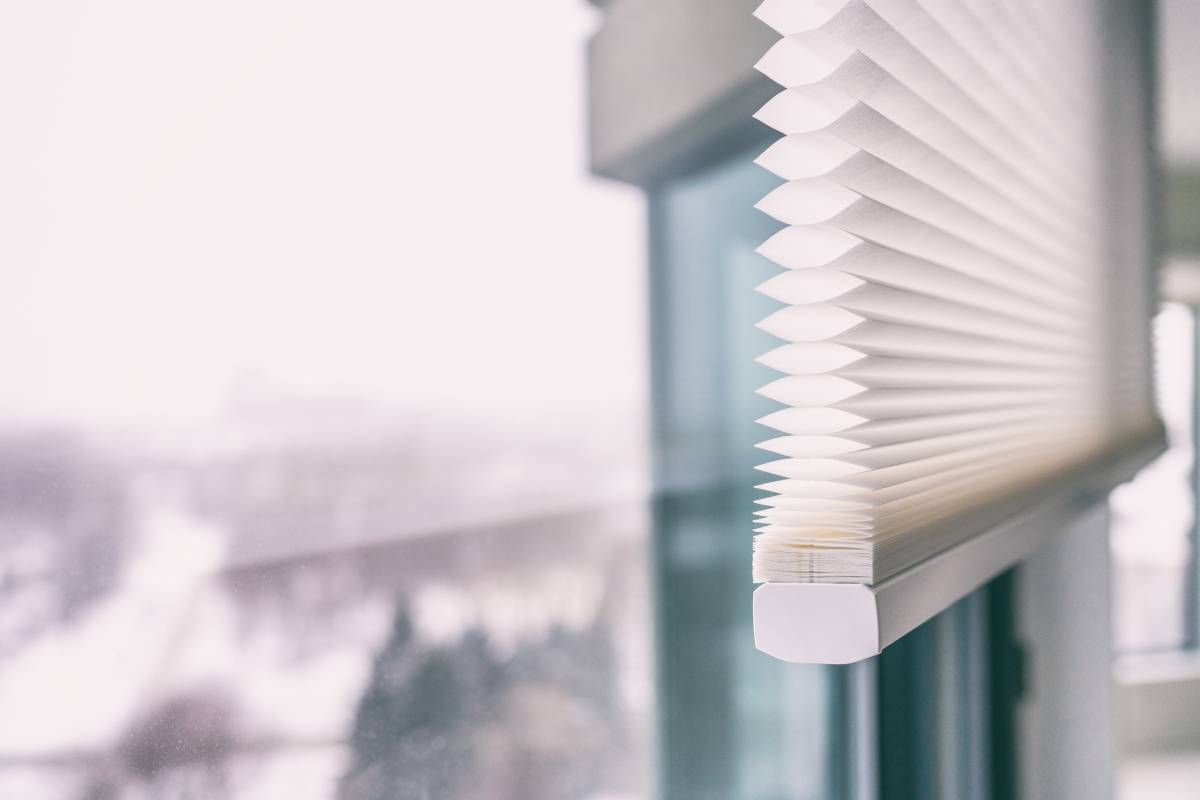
[{"left": 1018, "top": 504, "right": 1115, "bottom": 800}]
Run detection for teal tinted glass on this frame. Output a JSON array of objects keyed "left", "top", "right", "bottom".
[
  {"left": 649, "top": 146, "right": 842, "bottom": 800},
  {"left": 647, "top": 144, "right": 1003, "bottom": 800}
]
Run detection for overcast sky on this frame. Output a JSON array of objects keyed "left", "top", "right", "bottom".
[{"left": 0, "top": 0, "right": 646, "bottom": 430}]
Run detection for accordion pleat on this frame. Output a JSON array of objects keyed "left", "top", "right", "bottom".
[{"left": 750, "top": 0, "right": 1130, "bottom": 584}]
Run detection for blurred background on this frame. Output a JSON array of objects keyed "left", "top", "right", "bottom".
[
  {"left": 0, "top": 1, "right": 1197, "bottom": 799},
  {"left": 0, "top": 2, "right": 652, "bottom": 798}
]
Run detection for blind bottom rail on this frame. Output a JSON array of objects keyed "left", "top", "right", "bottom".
[{"left": 753, "top": 423, "right": 1166, "bottom": 664}]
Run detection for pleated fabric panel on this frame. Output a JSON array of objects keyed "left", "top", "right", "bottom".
[{"left": 751, "top": 0, "right": 1151, "bottom": 584}]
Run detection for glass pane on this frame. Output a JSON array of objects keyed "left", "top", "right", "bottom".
[
  {"left": 0, "top": 3, "right": 655, "bottom": 799},
  {"left": 1110, "top": 303, "right": 1196, "bottom": 652},
  {"left": 649, "top": 147, "right": 839, "bottom": 800}
]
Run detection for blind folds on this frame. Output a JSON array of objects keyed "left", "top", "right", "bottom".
[{"left": 751, "top": 0, "right": 1158, "bottom": 584}]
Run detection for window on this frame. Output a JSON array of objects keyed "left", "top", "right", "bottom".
[
  {"left": 1111, "top": 304, "right": 1196, "bottom": 652},
  {"left": 0, "top": 0, "right": 1168, "bottom": 799},
  {"left": 0, "top": 3, "right": 654, "bottom": 798},
  {"left": 650, "top": 143, "right": 840, "bottom": 800}
]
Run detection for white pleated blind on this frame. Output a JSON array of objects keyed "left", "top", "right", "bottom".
[{"left": 750, "top": 0, "right": 1158, "bottom": 584}]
